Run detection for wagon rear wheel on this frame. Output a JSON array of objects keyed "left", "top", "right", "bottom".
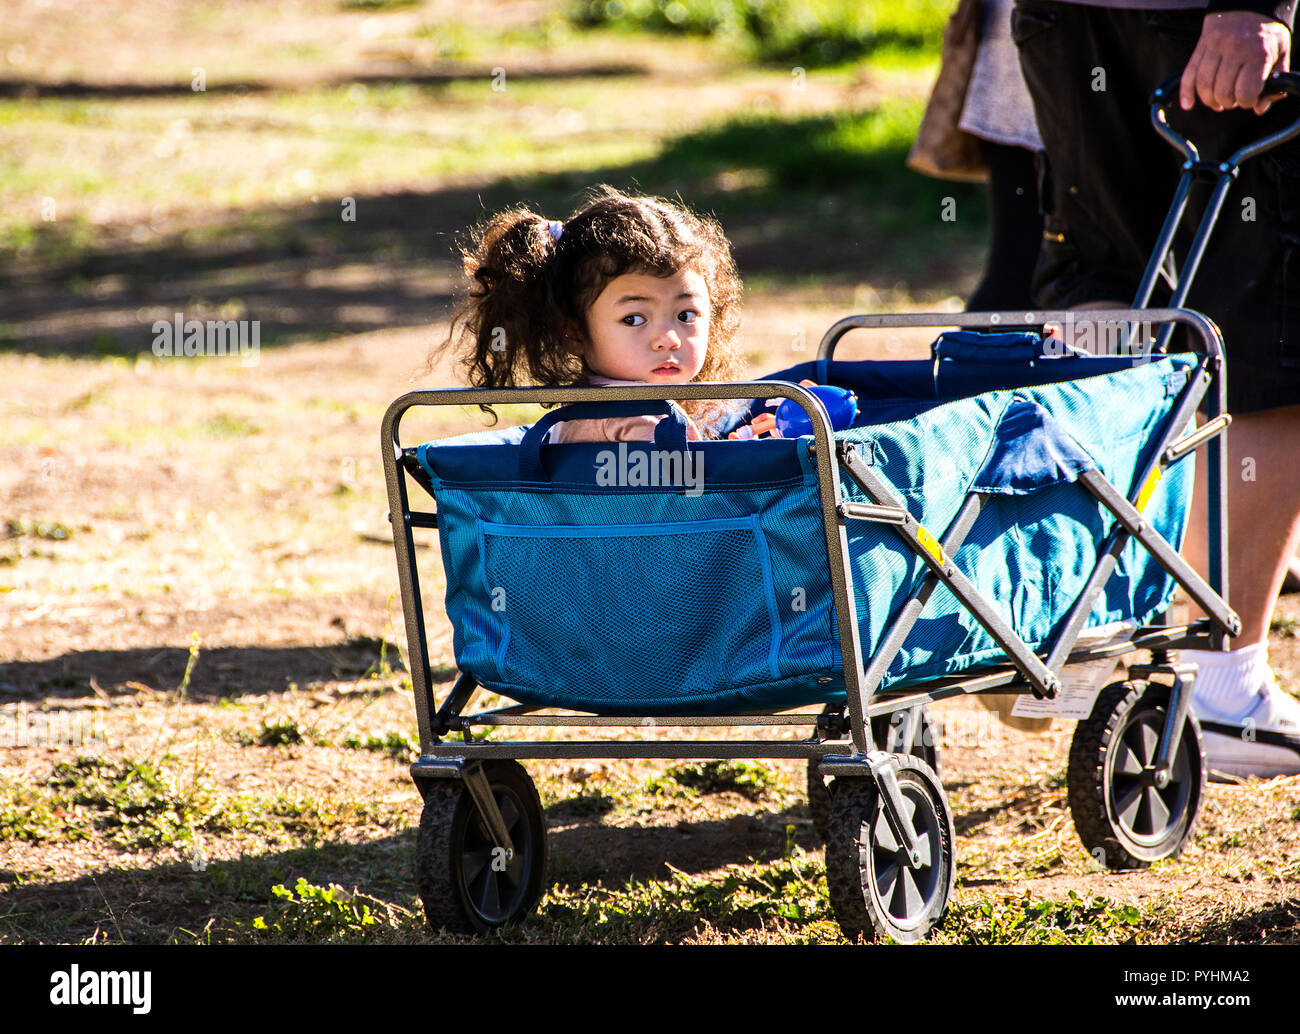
[
  {"left": 1067, "top": 679, "right": 1204, "bottom": 870},
  {"left": 808, "top": 706, "right": 940, "bottom": 841},
  {"left": 415, "top": 760, "right": 548, "bottom": 934},
  {"left": 825, "top": 755, "right": 954, "bottom": 943}
]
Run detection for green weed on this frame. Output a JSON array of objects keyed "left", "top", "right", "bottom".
[
  {"left": 530, "top": 850, "right": 830, "bottom": 943},
  {"left": 340, "top": 730, "right": 417, "bottom": 760},
  {"left": 249, "top": 877, "right": 395, "bottom": 941},
  {"left": 0, "top": 785, "right": 76, "bottom": 843},
  {"left": 177, "top": 632, "right": 200, "bottom": 700},
  {"left": 42, "top": 754, "right": 262, "bottom": 850},
  {"left": 5, "top": 518, "right": 73, "bottom": 541},
  {"left": 264, "top": 790, "right": 409, "bottom": 836},
  {"left": 339, "top": 0, "right": 421, "bottom": 9},
  {"left": 197, "top": 414, "right": 260, "bottom": 439},
  {"left": 255, "top": 717, "right": 304, "bottom": 748},
  {"left": 650, "top": 760, "right": 780, "bottom": 800},
  {"left": 940, "top": 890, "right": 1152, "bottom": 945},
  {"left": 1270, "top": 616, "right": 1298, "bottom": 639}
]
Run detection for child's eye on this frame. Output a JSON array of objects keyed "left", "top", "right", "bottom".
[
  {"left": 678, "top": 309, "right": 700, "bottom": 324},
  {"left": 620, "top": 314, "right": 646, "bottom": 327}
]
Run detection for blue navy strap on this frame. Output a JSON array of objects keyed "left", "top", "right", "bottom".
[
  {"left": 932, "top": 330, "right": 1044, "bottom": 363},
  {"left": 518, "top": 399, "right": 691, "bottom": 481}
]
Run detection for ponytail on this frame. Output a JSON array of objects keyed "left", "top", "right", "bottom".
[{"left": 438, "top": 208, "right": 584, "bottom": 396}]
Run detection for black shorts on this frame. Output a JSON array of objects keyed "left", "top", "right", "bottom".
[{"left": 1012, "top": 0, "right": 1300, "bottom": 413}]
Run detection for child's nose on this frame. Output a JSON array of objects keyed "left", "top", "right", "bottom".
[{"left": 652, "top": 322, "right": 681, "bottom": 350}]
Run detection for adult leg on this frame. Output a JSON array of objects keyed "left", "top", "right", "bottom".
[
  {"left": 966, "top": 140, "right": 1043, "bottom": 312},
  {"left": 1179, "top": 406, "right": 1300, "bottom": 776},
  {"left": 1183, "top": 406, "right": 1300, "bottom": 646}
]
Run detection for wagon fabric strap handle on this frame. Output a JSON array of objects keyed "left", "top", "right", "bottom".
[
  {"left": 518, "top": 399, "right": 691, "bottom": 481},
  {"left": 932, "top": 330, "right": 1045, "bottom": 363}
]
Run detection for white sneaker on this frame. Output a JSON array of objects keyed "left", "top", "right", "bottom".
[{"left": 1194, "top": 675, "right": 1300, "bottom": 780}]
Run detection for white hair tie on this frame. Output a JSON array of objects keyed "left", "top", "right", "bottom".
[{"left": 547, "top": 220, "right": 564, "bottom": 241}]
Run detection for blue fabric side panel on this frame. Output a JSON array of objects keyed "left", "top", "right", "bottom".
[
  {"left": 750, "top": 518, "right": 784, "bottom": 679},
  {"left": 834, "top": 390, "right": 1009, "bottom": 659},
  {"left": 423, "top": 437, "right": 810, "bottom": 490},
  {"left": 972, "top": 398, "right": 1098, "bottom": 495},
  {"left": 867, "top": 354, "right": 1195, "bottom": 689},
  {"left": 433, "top": 480, "right": 841, "bottom": 713},
  {"left": 479, "top": 516, "right": 758, "bottom": 538},
  {"left": 473, "top": 519, "right": 509, "bottom": 672},
  {"left": 424, "top": 351, "right": 1197, "bottom": 713}
]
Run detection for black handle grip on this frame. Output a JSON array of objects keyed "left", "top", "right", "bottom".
[
  {"left": 1149, "top": 69, "right": 1300, "bottom": 168},
  {"left": 1265, "top": 70, "right": 1300, "bottom": 98},
  {"left": 1152, "top": 69, "right": 1300, "bottom": 108}
]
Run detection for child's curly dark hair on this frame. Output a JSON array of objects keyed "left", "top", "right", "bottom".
[{"left": 434, "top": 185, "right": 745, "bottom": 432}]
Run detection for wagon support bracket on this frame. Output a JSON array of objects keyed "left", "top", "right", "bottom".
[
  {"left": 409, "top": 756, "right": 516, "bottom": 855},
  {"left": 1127, "top": 661, "right": 1198, "bottom": 788},
  {"left": 820, "top": 751, "right": 924, "bottom": 868}
]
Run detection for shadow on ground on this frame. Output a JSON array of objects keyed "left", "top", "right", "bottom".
[
  {"left": 0, "top": 801, "right": 819, "bottom": 943},
  {"left": 4, "top": 107, "right": 985, "bottom": 355},
  {"left": 0, "top": 637, "right": 431, "bottom": 700},
  {"left": 0, "top": 63, "right": 643, "bottom": 100}
]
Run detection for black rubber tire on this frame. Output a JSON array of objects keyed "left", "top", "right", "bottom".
[
  {"left": 807, "top": 707, "right": 940, "bottom": 841},
  {"left": 414, "top": 760, "right": 548, "bottom": 934},
  {"left": 825, "top": 755, "right": 955, "bottom": 943},
  {"left": 1067, "top": 679, "right": 1205, "bottom": 870}
]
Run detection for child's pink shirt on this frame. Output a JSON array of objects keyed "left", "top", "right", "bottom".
[{"left": 547, "top": 375, "right": 704, "bottom": 444}]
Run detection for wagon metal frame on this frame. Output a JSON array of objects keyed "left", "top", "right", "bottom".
[
  {"left": 383, "top": 305, "right": 1233, "bottom": 763},
  {"left": 381, "top": 305, "right": 1234, "bottom": 930}
]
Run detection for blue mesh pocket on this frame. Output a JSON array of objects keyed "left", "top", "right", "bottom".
[{"left": 475, "top": 515, "right": 783, "bottom": 711}]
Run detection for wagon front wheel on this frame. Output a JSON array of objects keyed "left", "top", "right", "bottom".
[
  {"left": 825, "top": 755, "right": 954, "bottom": 943},
  {"left": 414, "top": 760, "right": 548, "bottom": 934},
  {"left": 1067, "top": 679, "right": 1205, "bottom": 870}
]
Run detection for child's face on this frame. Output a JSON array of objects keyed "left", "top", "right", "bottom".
[{"left": 580, "top": 267, "right": 709, "bottom": 384}]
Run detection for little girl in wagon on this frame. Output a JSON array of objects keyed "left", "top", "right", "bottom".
[{"left": 437, "top": 185, "right": 749, "bottom": 441}]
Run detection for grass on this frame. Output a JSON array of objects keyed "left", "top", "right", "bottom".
[
  {"left": 934, "top": 890, "right": 1157, "bottom": 946},
  {"left": 340, "top": 730, "right": 417, "bottom": 760},
  {"left": 10, "top": 753, "right": 265, "bottom": 851},
  {"left": 4, "top": 92, "right": 981, "bottom": 305},
  {"left": 0, "top": 0, "right": 970, "bottom": 338},
  {"left": 649, "top": 760, "right": 782, "bottom": 801},
  {"left": 248, "top": 877, "right": 399, "bottom": 941},
  {"left": 567, "top": 0, "right": 949, "bottom": 67},
  {"left": 513, "top": 849, "right": 834, "bottom": 944},
  {"left": 254, "top": 718, "right": 306, "bottom": 748},
  {"left": 4, "top": 693, "right": 1299, "bottom": 944},
  {"left": 5, "top": 519, "right": 74, "bottom": 541},
  {"left": 10, "top": 0, "right": 1300, "bottom": 951}
]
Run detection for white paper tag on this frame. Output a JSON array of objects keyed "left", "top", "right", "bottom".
[{"left": 1010, "top": 620, "right": 1136, "bottom": 719}]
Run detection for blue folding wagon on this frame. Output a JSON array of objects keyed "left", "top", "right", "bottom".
[{"left": 381, "top": 74, "right": 1299, "bottom": 941}]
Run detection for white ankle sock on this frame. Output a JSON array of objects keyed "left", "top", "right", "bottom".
[{"left": 1181, "top": 643, "right": 1271, "bottom": 718}]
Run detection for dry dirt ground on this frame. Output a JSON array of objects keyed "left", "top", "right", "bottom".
[{"left": 2, "top": 322, "right": 1299, "bottom": 946}]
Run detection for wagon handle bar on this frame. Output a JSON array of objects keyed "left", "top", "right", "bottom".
[
  {"left": 1135, "top": 72, "right": 1300, "bottom": 316},
  {"left": 1150, "top": 70, "right": 1300, "bottom": 166}
]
